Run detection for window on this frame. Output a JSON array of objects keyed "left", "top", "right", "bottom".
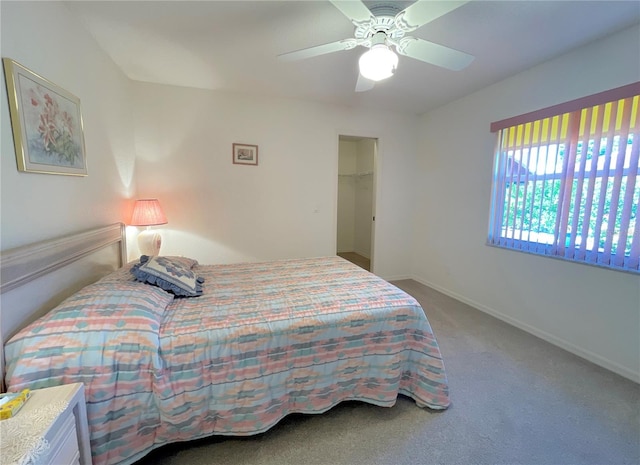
[{"left": 488, "top": 83, "right": 640, "bottom": 274}]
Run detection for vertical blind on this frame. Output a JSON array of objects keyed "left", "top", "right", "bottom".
[{"left": 488, "top": 82, "right": 640, "bottom": 274}]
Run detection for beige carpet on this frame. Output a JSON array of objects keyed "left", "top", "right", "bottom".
[
  {"left": 135, "top": 280, "right": 639, "bottom": 465},
  {"left": 337, "top": 252, "right": 371, "bottom": 271}
]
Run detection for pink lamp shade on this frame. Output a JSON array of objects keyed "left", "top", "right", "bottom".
[
  {"left": 130, "top": 199, "right": 167, "bottom": 256},
  {"left": 130, "top": 199, "right": 168, "bottom": 226}
]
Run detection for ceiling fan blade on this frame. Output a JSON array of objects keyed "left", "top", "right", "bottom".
[
  {"left": 397, "top": 37, "right": 474, "bottom": 71},
  {"left": 278, "top": 39, "right": 357, "bottom": 62},
  {"left": 355, "top": 74, "right": 375, "bottom": 92},
  {"left": 329, "top": 0, "right": 374, "bottom": 25},
  {"left": 396, "top": 0, "right": 470, "bottom": 32}
]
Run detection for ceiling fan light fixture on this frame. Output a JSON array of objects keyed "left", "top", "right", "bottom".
[{"left": 358, "top": 44, "right": 398, "bottom": 81}]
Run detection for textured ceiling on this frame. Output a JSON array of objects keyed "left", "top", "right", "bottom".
[{"left": 66, "top": 0, "right": 640, "bottom": 115}]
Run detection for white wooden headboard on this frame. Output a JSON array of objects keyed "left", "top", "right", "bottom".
[{"left": 0, "top": 223, "right": 127, "bottom": 389}]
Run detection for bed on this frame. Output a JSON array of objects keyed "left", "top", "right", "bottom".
[{"left": 2, "top": 225, "right": 449, "bottom": 465}]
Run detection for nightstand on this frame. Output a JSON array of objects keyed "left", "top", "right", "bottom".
[{"left": 0, "top": 383, "right": 92, "bottom": 465}]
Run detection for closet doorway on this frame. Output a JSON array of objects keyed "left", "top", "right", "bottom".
[{"left": 337, "top": 135, "right": 377, "bottom": 272}]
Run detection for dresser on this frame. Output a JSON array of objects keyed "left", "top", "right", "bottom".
[{"left": 0, "top": 383, "right": 92, "bottom": 465}]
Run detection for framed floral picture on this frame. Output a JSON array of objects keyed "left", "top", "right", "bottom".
[
  {"left": 3, "top": 58, "right": 87, "bottom": 176},
  {"left": 232, "top": 143, "right": 258, "bottom": 166}
]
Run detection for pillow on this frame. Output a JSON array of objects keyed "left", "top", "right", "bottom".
[
  {"left": 131, "top": 255, "right": 204, "bottom": 297},
  {"left": 16, "top": 281, "right": 174, "bottom": 331},
  {"left": 4, "top": 281, "right": 173, "bottom": 392}
]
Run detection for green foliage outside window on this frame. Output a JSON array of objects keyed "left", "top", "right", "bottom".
[{"left": 502, "top": 137, "right": 638, "bottom": 255}]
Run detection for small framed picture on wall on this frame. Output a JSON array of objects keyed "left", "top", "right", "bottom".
[{"left": 232, "top": 143, "right": 258, "bottom": 166}]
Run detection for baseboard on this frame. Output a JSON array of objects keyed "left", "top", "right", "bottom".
[
  {"left": 411, "top": 276, "right": 640, "bottom": 384},
  {"left": 353, "top": 249, "right": 371, "bottom": 260},
  {"left": 382, "top": 274, "right": 412, "bottom": 282}
]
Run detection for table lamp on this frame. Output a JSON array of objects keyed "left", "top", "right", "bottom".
[{"left": 130, "top": 199, "right": 168, "bottom": 256}]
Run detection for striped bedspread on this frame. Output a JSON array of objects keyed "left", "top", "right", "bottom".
[{"left": 5, "top": 256, "right": 449, "bottom": 465}]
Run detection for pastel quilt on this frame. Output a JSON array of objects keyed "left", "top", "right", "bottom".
[{"left": 4, "top": 257, "right": 449, "bottom": 465}]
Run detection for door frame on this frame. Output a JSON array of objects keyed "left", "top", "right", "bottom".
[{"left": 334, "top": 132, "right": 379, "bottom": 273}]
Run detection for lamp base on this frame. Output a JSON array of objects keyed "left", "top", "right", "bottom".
[{"left": 137, "top": 229, "right": 162, "bottom": 256}]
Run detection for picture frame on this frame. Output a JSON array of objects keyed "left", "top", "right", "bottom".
[
  {"left": 232, "top": 143, "right": 258, "bottom": 166},
  {"left": 3, "top": 58, "right": 87, "bottom": 176}
]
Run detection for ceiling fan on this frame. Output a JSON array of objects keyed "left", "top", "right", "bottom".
[{"left": 278, "top": 0, "right": 474, "bottom": 92}]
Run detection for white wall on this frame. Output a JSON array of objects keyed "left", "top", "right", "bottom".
[
  {"left": 0, "top": 1, "right": 136, "bottom": 250},
  {"left": 413, "top": 24, "right": 640, "bottom": 381},
  {"left": 132, "top": 83, "right": 418, "bottom": 279},
  {"left": 0, "top": 1, "right": 136, "bottom": 376}
]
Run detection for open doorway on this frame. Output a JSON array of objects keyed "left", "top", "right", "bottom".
[{"left": 337, "top": 135, "right": 377, "bottom": 272}]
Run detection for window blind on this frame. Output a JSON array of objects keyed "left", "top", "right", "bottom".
[{"left": 488, "top": 82, "right": 640, "bottom": 274}]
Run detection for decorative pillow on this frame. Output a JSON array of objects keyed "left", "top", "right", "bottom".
[
  {"left": 158, "top": 255, "right": 199, "bottom": 270},
  {"left": 131, "top": 255, "right": 204, "bottom": 297}
]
